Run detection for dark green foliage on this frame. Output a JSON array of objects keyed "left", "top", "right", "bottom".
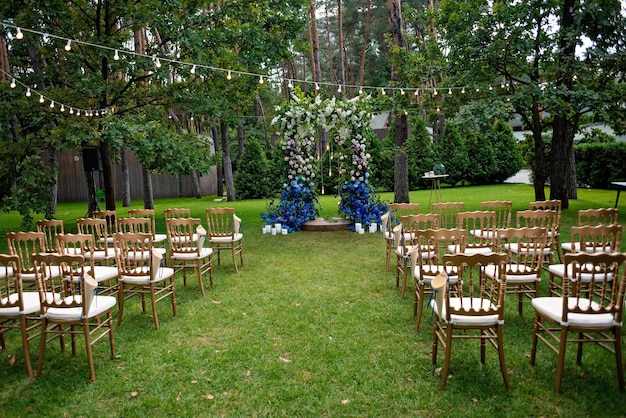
[
  {"left": 234, "top": 139, "right": 273, "bottom": 199},
  {"left": 406, "top": 117, "right": 436, "bottom": 189},
  {"left": 575, "top": 142, "right": 626, "bottom": 188},
  {"left": 437, "top": 124, "right": 469, "bottom": 186},
  {"left": 491, "top": 120, "right": 524, "bottom": 183}
]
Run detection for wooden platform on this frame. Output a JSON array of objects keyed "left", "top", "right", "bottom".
[{"left": 301, "top": 218, "right": 350, "bottom": 232}]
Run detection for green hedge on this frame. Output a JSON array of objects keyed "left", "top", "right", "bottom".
[{"left": 575, "top": 142, "right": 626, "bottom": 188}]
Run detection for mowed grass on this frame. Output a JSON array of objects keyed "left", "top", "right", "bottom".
[{"left": 1, "top": 183, "right": 626, "bottom": 416}]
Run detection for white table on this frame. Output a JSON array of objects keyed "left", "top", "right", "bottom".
[
  {"left": 611, "top": 181, "right": 626, "bottom": 208},
  {"left": 422, "top": 174, "right": 448, "bottom": 209}
]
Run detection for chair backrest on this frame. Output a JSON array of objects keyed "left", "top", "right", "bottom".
[
  {"left": 516, "top": 209, "right": 559, "bottom": 246},
  {"left": 497, "top": 227, "right": 547, "bottom": 277},
  {"left": 113, "top": 232, "right": 157, "bottom": 282},
  {"left": 0, "top": 254, "right": 24, "bottom": 311},
  {"left": 93, "top": 210, "right": 117, "bottom": 236},
  {"left": 400, "top": 213, "right": 440, "bottom": 236},
  {"left": 578, "top": 208, "right": 619, "bottom": 226},
  {"left": 529, "top": 200, "right": 561, "bottom": 231},
  {"left": 409, "top": 228, "right": 467, "bottom": 270},
  {"left": 166, "top": 218, "right": 204, "bottom": 254},
  {"left": 562, "top": 252, "right": 626, "bottom": 323},
  {"left": 164, "top": 208, "right": 191, "bottom": 219},
  {"left": 36, "top": 219, "right": 64, "bottom": 253},
  {"left": 117, "top": 217, "right": 153, "bottom": 235},
  {"left": 570, "top": 224, "right": 622, "bottom": 253},
  {"left": 55, "top": 232, "right": 92, "bottom": 255},
  {"left": 440, "top": 252, "right": 507, "bottom": 321},
  {"left": 456, "top": 211, "right": 497, "bottom": 250},
  {"left": 6, "top": 231, "right": 46, "bottom": 274},
  {"left": 128, "top": 209, "right": 158, "bottom": 237},
  {"left": 206, "top": 207, "right": 239, "bottom": 238},
  {"left": 381, "top": 212, "right": 391, "bottom": 237},
  {"left": 76, "top": 218, "right": 111, "bottom": 253},
  {"left": 479, "top": 201, "right": 512, "bottom": 229},
  {"left": 33, "top": 253, "right": 91, "bottom": 316},
  {"left": 431, "top": 202, "right": 465, "bottom": 229},
  {"left": 388, "top": 203, "right": 420, "bottom": 228}
]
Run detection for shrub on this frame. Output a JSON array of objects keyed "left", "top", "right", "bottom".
[
  {"left": 575, "top": 142, "right": 626, "bottom": 188},
  {"left": 234, "top": 139, "right": 273, "bottom": 199}
]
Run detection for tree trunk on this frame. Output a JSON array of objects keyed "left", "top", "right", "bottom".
[
  {"left": 337, "top": 0, "right": 346, "bottom": 91},
  {"left": 393, "top": 114, "right": 410, "bottom": 203},
  {"left": 120, "top": 148, "right": 131, "bottom": 207},
  {"left": 212, "top": 118, "right": 223, "bottom": 197},
  {"left": 325, "top": 3, "right": 335, "bottom": 94},
  {"left": 237, "top": 122, "right": 244, "bottom": 160},
  {"left": 99, "top": 141, "right": 116, "bottom": 211},
  {"left": 83, "top": 151, "right": 100, "bottom": 216},
  {"left": 142, "top": 166, "right": 154, "bottom": 209},
  {"left": 192, "top": 171, "right": 202, "bottom": 198},
  {"left": 309, "top": 0, "right": 322, "bottom": 88},
  {"left": 46, "top": 148, "right": 58, "bottom": 216},
  {"left": 549, "top": 0, "right": 577, "bottom": 209},
  {"left": 388, "top": 0, "right": 409, "bottom": 203},
  {"left": 220, "top": 119, "right": 236, "bottom": 201},
  {"left": 359, "top": 0, "right": 371, "bottom": 88}
]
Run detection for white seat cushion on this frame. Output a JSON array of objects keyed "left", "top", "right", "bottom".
[
  {"left": 547, "top": 263, "right": 614, "bottom": 283},
  {"left": 532, "top": 297, "right": 615, "bottom": 329},
  {"left": 153, "top": 233, "right": 168, "bottom": 243},
  {"left": 0, "top": 292, "right": 42, "bottom": 316},
  {"left": 431, "top": 297, "right": 499, "bottom": 326},
  {"left": 414, "top": 265, "right": 459, "bottom": 285},
  {"left": 46, "top": 295, "right": 116, "bottom": 321},
  {"left": 210, "top": 233, "right": 243, "bottom": 243},
  {"left": 121, "top": 266, "right": 174, "bottom": 285},
  {"left": 506, "top": 243, "right": 551, "bottom": 256},
  {"left": 91, "top": 266, "right": 119, "bottom": 283},
  {"left": 170, "top": 248, "right": 213, "bottom": 260},
  {"left": 484, "top": 264, "right": 540, "bottom": 284}
]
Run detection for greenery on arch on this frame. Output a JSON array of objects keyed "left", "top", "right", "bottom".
[{"left": 262, "top": 93, "right": 386, "bottom": 231}]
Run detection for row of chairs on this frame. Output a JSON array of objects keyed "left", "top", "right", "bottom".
[
  {"left": 0, "top": 207, "right": 244, "bottom": 382},
  {"left": 383, "top": 201, "right": 624, "bottom": 392}
]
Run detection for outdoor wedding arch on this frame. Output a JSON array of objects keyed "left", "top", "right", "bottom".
[{"left": 261, "top": 93, "right": 386, "bottom": 232}]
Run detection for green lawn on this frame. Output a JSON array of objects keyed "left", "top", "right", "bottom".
[{"left": 1, "top": 183, "right": 625, "bottom": 416}]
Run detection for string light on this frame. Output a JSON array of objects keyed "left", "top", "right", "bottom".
[
  {"left": 314, "top": 82, "right": 319, "bottom": 91},
  {"left": 448, "top": 88, "right": 452, "bottom": 95},
  {"left": 190, "top": 65, "right": 196, "bottom": 74},
  {"left": 400, "top": 88, "right": 405, "bottom": 95},
  {"left": 10, "top": 78, "right": 16, "bottom": 88},
  {"left": 433, "top": 88, "right": 438, "bottom": 96},
  {"left": 15, "top": 28, "right": 23, "bottom": 39},
  {"left": 414, "top": 89, "right": 419, "bottom": 96},
  {"left": 60, "top": 104, "right": 65, "bottom": 112},
  {"left": 461, "top": 87, "right": 466, "bottom": 94},
  {"left": 227, "top": 70, "right": 232, "bottom": 80},
  {"left": 337, "top": 85, "right": 342, "bottom": 93},
  {"left": 69, "top": 107, "right": 74, "bottom": 114},
  {"left": 153, "top": 56, "right": 161, "bottom": 68},
  {"left": 64, "top": 40, "right": 72, "bottom": 51},
  {"left": 39, "top": 94, "right": 44, "bottom": 103},
  {"left": 50, "top": 101, "right": 55, "bottom": 108},
  {"left": 288, "top": 79, "right": 293, "bottom": 89},
  {"left": 259, "top": 75, "right": 264, "bottom": 84},
  {"left": 25, "top": 88, "right": 31, "bottom": 97},
  {"left": 113, "top": 50, "right": 120, "bottom": 60},
  {"left": 381, "top": 88, "right": 386, "bottom": 95}
]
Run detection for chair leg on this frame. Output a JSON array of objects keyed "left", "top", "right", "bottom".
[
  {"left": 37, "top": 319, "right": 48, "bottom": 378},
  {"left": 83, "top": 319, "right": 96, "bottom": 382},
  {"left": 496, "top": 325, "right": 511, "bottom": 389},
  {"left": 19, "top": 316, "right": 33, "bottom": 378},
  {"left": 576, "top": 331, "right": 584, "bottom": 365},
  {"left": 117, "top": 284, "right": 125, "bottom": 326},
  {"left": 196, "top": 259, "right": 206, "bottom": 298},
  {"left": 150, "top": 286, "right": 160, "bottom": 330},
  {"left": 440, "top": 326, "right": 454, "bottom": 390},
  {"left": 530, "top": 316, "right": 540, "bottom": 366},
  {"left": 555, "top": 326, "right": 568, "bottom": 393},
  {"left": 480, "top": 330, "right": 486, "bottom": 364},
  {"left": 615, "top": 328, "right": 624, "bottom": 392},
  {"left": 107, "top": 313, "right": 116, "bottom": 359},
  {"left": 231, "top": 247, "right": 238, "bottom": 273},
  {"left": 415, "top": 284, "right": 426, "bottom": 332},
  {"left": 385, "top": 243, "right": 391, "bottom": 272}
]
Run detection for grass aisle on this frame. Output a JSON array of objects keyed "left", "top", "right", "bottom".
[{"left": 1, "top": 185, "right": 626, "bottom": 416}]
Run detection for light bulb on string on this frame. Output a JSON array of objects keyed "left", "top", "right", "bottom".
[
  {"left": 16, "top": 28, "right": 23, "bottom": 39},
  {"left": 69, "top": 108, "right": 74, "bottom": 114},
  {"left": 489, "top": 85, "right": 493, "bottom": 91},
  {"left": 50, "top": 101, "right": 55, "bottom": 108},
  {"left": 436, "top": 107, "right": 440, "bottom": 112},
  {"left": 359, "top": 87, "right": 364, "bottom": 95},
  {"left": 60, "top": 105, "right": 65, "bottom": 112},
  {"left": 76, "top": 110, "right": 80, "bottom": 116},
  {"left": 95, "top": 110, "right": 99, "bottom": 116},
  {"left": 414, "top": 89, "right": 419, "bottom": 96},
  {"left": 190, "top": 65, "right": 196, "bottom": 74},
  {"left": 433, "top": 88, "right": 438, "bottom": 96},
  {"left": 227, "top": 71, "right": 232, "bottom": 80},
  {"left": 64, "top": 40, "right": 72, "bottom": 51},
  {"left": 10, "top": 78, "right": 16, "bottom": 88},
  {"left": 113, "top": 50, "right": 120, "bottom": 60},
  {"left": 154, "top": 56, "right": 161, "bottom": 68},
  {"left": 400, "top": 89, "right": 405, "bottom": 95},
  {"left": 476, "top": 88, "right": 480, "bottom": 92},
  {"left": 448, "top": 88, "right": 452, "bottom": 95},
  {"left": 25, "top": 88, "right": 31, "bottom": 97},
  {"left": 461, "top": 87, "right": 466, "bottom": 94},
  {"left": 259, "top": 75, "right": 264, "bottom": 84},
  {"left": 337, "top": 85, "right": 342, "bottom": 93},
  {"left": 288, "top": 79, "right": 293, "bottom": 89},
  {"left": 381, "top": 88, "right": 386, "bottom": 95},
  {"left": 39, "top": 94, "right": 44, "bottom": 103},
  {"left": 315, "top": 82, "right": 319, "bottom": 91}
]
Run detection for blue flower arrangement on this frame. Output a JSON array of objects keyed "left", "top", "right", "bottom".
[
  {"left": 261, "top": 177, "right": 320, "bottom": 232},
  {"left": 338, "top": 174, "right": 387, "bottom": 231}
]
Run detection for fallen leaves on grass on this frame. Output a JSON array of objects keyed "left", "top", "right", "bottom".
[
  {"left": 341, "top": 399, "right": 350, "bottom": 405},
  {"left": 279, "top": 356, "right": 291, "bottom": 363},
  {"left": 205, "top": 393, "right": 215, "bottom": 400},
  {"left": 130, "top": 391, "right": 138, "bottom": 398},
  {"left": 405, "top": 374, "right": 413, "bottom": 382}
]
